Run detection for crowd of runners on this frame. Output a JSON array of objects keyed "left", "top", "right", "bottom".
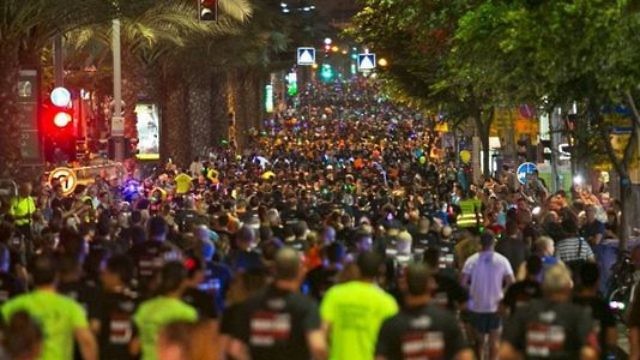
[{"left": 0, "top": 79, "right": 638, "bottom": 360}]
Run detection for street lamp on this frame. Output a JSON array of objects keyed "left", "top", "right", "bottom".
[{"left": 378, "top": 58, "right": 389, "bottom": 67}]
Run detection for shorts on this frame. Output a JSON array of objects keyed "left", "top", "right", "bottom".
[{"left": 468, "top": 311, "right": 501, "bottom": 334}]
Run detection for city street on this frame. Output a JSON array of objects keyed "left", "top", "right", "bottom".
[{"left": 0, "top": 1, "right": 639, "bottom": 359}]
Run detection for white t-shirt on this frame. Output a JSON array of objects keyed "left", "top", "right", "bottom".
[{"left": 462, "top": 250, "right": 514, "bottom": 313}]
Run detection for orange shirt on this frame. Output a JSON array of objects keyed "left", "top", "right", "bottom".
[{"left": 305, "top": 246, "right": 323, "bottom": 270}]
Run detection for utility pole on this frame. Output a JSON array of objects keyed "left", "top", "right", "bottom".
[
  {"left": 549, "top": 107, "right": 562, "bottom": 193},
  {"left": 111, "top": 19, "right": 125, "bottom": 161}
]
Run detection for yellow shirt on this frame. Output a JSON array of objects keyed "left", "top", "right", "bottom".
[
  {"left": 9, "top": 196, "right": 36, "bottom": 225},
  {"left": 174, "top": 173, "right": 193, "bottom": 194},
  {"left": 321, "top": 281, "right": 398, "bottom": 360}
]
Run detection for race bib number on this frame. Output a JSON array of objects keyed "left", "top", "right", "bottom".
[
  {"left": 431, "top": 292, "right": 449, "bottom": 309},
  {"left": 109, "top": 312, "right": 133, "bottom": 344},
  {"left": 401, "top": 331, "right": 445, "bottom": 360},
  {"left": 250, "top": 311, "right": 291, "bottom": 346},
  {"left": 526, "top": 323, "right": 566, "bottom": 357}
]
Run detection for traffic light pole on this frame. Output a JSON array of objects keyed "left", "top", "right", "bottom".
[
  {"left": 53, "top": 34, "right": 64, "bottom": 87},
  {"left": 112, "top": 19, "right": 125, "bottom": 162},
  {"left": 549, "top": 107, "right": 561, "bottom": 193}
]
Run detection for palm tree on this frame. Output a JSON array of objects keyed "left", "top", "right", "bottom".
[
  {"left": 66, "top": 0, "right": 252, "bottom": 158},
  {"left": 0, "top": 0, "right": 155, "bottom": 176},
  {"left": 156, "top": 0, "right": 290, "bottom": 162}
]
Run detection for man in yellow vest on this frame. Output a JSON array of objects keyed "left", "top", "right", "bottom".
[
  {"left": 457, "top": 190, "right": 482, "bottom": 229},
  {"left": 9, "top": 183, "right": 36, "bottom": 239}
]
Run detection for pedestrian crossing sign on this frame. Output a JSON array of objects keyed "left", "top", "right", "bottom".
[
  {"left": 297, "top": 47, "right": 316, "bottom": 66},
  {"left": 358, "top": 53, "right": 376, "bottom": 71}
]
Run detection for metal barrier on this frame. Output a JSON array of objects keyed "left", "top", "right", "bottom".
[
  {"left": 43, "top": 162, "right": 127, "bottom": 187},
  {"left": 73, "top": 163, "right": 126, "bottom": 185}
]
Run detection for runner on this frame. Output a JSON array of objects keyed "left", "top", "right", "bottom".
[
  {"left": 132, "top": 262, "right": 198, "bottom": 360},
  {"left": 499, "top": 265, "right": 598, "bottom": 360},
  {"left": 233, "top": 247, "right": 326, "bottom": 360},
  {"left": 376, "top": 263, "right": 473, "bottom": 360},
  {"left": 321, "top": 251, "right": 398, "bottom": 360},
  {"left": 1, "top": 253, "right": 98, "bottom": 360}
]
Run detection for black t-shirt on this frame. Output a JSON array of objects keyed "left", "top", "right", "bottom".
[
  {"left": 304, "top": 265, "right": 340, "bottom": 301},
  {"left": 503, "top": 299, "right": 595, "bottom": 359},
  {"left": 220, "top": 302, "right": 244, "bottom": 339},
  {"left": 431, "top": 273, "right": 468, "bottom": 312},
  {"left": 50, "top": 197, "right": 65, "bottom": 217},
  {"left": 237, "top": 285, "right": 321, "bottom": 360},
  {"left": 503, "top": 279, "right": 542, "bottom": 315},
  {"left": 522, "top": 224, "right": 541, "bottom": 245},
  {"left": 412, "top": 232, "right": 439, "bottom": 254},
  {"left": 58, "top": 279, "right": 102, "bottom": 360},
  {"left": 378, "top": 235, "right": 398, "bottom": 258},
  {"left": 117, "top": 224, "right": 146, "bottom": 250},
  {"left": 336, "top": 227, "right": 355, "bottom": 245},
  {"left": 174, "top": 209, "right": 207, "bottom": 232},
  {"left": 94, "top": 289, "right": 138, "bottom": 360},
  {"left": 437, "top": 240, "right": 457, "bottom": 278},
  {"left": 0, "top": 272, "right": 25, "bottom": 305},
  {"left": 130, "top": 240, "right": 180, "bottom": 295},
  {"left": 57, "top": 279, "right": 100, "bottom": 321},
  {"left": 270, "top": 225, "right": 285, "bottom": 241},
  {"left": 573, "top": 294, "right": 616, "bottom": 351},
  {"left": 182, "top": 287, "right": 217, "bottom": 320},
  {"left": 376, "top": 304, "right": 468, "bottom": 360}
]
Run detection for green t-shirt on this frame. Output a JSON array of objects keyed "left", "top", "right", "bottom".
[
  {"left": 133, "top": 296, "right": 198, "bottom": 360},
  {"left": 320, "top": 281, "right": 398, "bottom": 360},
  {"left": 1, "top": 290, "right": 89, "bottom": 360}
]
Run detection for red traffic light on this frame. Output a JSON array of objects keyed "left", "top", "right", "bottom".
[
  {"left": 53, "top": 112, "right": 72, "bottom": 128},
  {"left": 42, "top": 94, "right": 74, "bottom": 131},
  {"left": 199, "top": 0, "right": 218, "bottom": 21}
]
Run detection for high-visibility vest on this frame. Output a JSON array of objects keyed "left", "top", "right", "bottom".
[
  {"left": 457, "top": 198, "right": 481, "bottom": 228},
  {"left": 9, "top": 196, "right": 36, "bottom": 226}
]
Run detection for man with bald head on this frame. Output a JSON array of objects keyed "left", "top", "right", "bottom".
[
  {"left": 499, "top": 264, "right": 598, "bottom": 360},
  {"left": 232, "top": 247, "right": 327, "bottom": 360}
]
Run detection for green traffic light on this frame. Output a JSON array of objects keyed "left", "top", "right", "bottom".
[{"left": 320, "top": 64, "right": 334, "bottom": 81}]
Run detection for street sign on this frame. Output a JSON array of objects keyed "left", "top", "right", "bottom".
[
  {"left": 48, "top": 167, "right": 78, "bottom": 196},
  {"left": 558, "top": 143, "right": 571, "bottom": 160},
  {"left": 358, "top": 53, "right": 376, "bottom": 71},
  {"left": 516, "top": 162, "right": 538, "bottom": 185},
  {"left": 297, "top": 47, "right": 315, "bottom": 66},
  {"left": 111, "top": 115, "right": 125, "bottom": 136}
]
